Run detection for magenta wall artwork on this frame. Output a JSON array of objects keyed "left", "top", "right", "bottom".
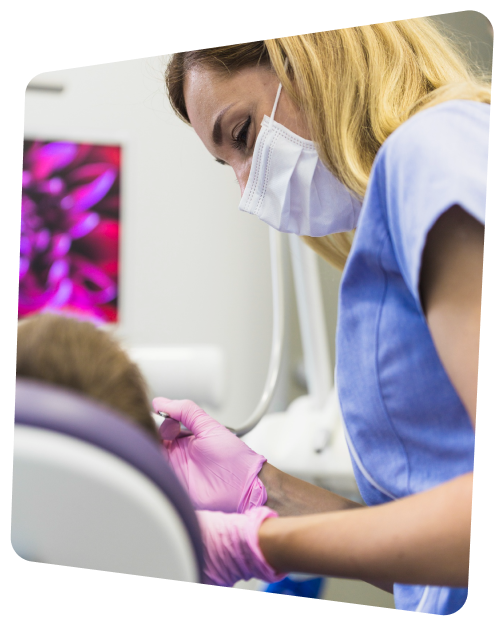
[{"left": 19, "top": 140, "right": 121, "bottom": 324}]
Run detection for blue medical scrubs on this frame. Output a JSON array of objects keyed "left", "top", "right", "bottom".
[{"left": 336, "top": 100, "right": 489, "bottom": 614}]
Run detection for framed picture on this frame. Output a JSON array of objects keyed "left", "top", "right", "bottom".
[{"left": 20, "top": 138, "right": 121, "bottom": 324}]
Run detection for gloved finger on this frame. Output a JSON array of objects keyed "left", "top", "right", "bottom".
[
  {"left": 152, "top": 398, "right": 223, "bottom": 437},
  {"left": 158, "top": 416, "right": 181, "bottom": 441}
]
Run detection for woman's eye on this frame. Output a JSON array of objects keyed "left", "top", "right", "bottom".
[{"left": 232, "top": 116, "right": 252, "bottom": 151}]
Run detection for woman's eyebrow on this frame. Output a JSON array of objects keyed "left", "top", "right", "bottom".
[{"left": 212, "top": 103, "right": 234, "bottom": 146}]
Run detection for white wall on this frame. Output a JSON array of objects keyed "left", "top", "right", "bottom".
[{"left": 24, "top": 56, "right": 284, "bottom": 429}]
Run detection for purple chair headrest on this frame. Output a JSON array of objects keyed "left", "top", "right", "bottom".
[{"left": 15, "top": 377, "right": 204, "bottom": 581}]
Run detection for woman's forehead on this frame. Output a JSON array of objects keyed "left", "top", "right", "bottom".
[{"left": 184, "top": 65, "right": 275, "bottom": 125}]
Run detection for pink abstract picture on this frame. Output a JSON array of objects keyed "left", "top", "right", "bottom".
[{"left": 19, "top": 140, "right": 121, "bottom": 324}]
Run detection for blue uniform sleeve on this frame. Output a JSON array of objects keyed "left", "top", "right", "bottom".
[{"left": 374, "top": 100, "right": 489, "bottom": 303}]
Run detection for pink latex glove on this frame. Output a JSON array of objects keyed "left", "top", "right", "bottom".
[
  {"left": 152, "top": 398, "right": 268, "bottom": 513},
  {"left": 196, "top": 506, "right": 286, "bottom": 586}
]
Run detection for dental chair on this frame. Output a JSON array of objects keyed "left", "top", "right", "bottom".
[{"left": 11, "top": 378, "right": 204, "bottom": 583}]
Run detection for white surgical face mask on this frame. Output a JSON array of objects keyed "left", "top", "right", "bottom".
[{"left": 238, "top": 81, "right": 362, "bottom": 236}]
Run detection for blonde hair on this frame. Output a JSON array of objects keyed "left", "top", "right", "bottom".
[
  {"left": 17, "top": 314, "right": 159, "bottom": 441},
  {"left": 166, "top": 18, "right": 491, "bottom": 270}
]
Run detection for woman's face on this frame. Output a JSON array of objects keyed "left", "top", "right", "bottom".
[{"left": 184, "top": 65, "right": 311, "bottom": 194}]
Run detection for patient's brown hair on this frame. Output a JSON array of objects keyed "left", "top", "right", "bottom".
[{"left": 17, "top": 314, "right": 159, "bottom": 441}]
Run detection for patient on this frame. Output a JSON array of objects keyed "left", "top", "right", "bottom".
[{"left": 16, "top": 313, "right": 159, "bottom": 441}]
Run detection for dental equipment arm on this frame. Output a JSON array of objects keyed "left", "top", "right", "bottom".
[{"left": 231, "top": 227, "right": 285, "bottom": 437}]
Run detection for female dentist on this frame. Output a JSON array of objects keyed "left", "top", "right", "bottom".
[{"left": 153, "top": 17, "right": 490, "bottom": 614}]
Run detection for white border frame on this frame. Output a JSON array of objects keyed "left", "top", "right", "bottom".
[{"left": 5, "top": 0, "right": 503, "bottom": 624}]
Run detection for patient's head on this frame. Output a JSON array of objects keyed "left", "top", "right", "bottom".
[{"left": 16, "top": 314, "right": 159, "bottom": 441}]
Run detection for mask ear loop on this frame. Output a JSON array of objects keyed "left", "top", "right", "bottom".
[{"left": 269, "top": 57, "right": 290, "bottom": 128}]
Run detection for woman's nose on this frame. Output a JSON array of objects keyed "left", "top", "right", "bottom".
[
  {"left": 238, "top": 176, "right": 247, "bottom": 196},
  {"left": 235, "top": 164, "right": 251, "bottom": 196}
]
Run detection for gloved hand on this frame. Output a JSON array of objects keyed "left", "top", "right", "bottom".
[
  {"left": 196, "top": 506, "right": 285, "bottom": 587},
  {"left": 152, "top": 398, "right": 268, "bottom": 513}
]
